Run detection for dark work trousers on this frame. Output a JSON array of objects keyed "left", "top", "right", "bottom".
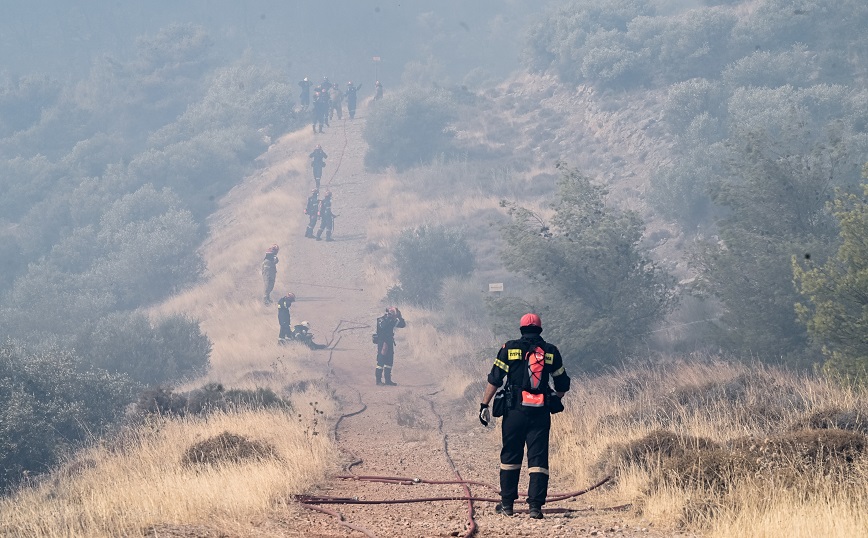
[
  {"left": 306, "top": 214, "right": 319, "bottom": 237},
  {"left": 312, "top": 164, "right": 323, "bottom": 189},
  {"left": 376, "top": 339, "right": 396, "bottom": 383},
  {"left": 500, "top": 406, "right": 551, "bottom": 507},
  {"left": 279, "top": 321, "right": 292, "bottom": 340},
  {"left": 376, "top": 340, "right": 395, "bottom": 368}
]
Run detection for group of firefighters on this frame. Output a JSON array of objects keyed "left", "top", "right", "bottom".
[
  {"left": 257, "top": 77, "right": 572, "bottom": 520},
  {"left": 299, "top": 76, "right": 381, "bottom": 134}
]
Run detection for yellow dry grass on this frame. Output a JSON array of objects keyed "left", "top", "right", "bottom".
[
  {"left": 0, "top": 408, "right": 338, "bottom": 538},
  {"left": 547, "top": 359, "right": 868, "bottom": 536}
]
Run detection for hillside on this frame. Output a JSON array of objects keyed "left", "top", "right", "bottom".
[{"left": 143, "top": 102, "right": 680, "bottom": 536}]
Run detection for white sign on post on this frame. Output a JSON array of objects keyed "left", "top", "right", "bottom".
[{"left": 488, "top": 283, "right": 504, "bottom": 292}]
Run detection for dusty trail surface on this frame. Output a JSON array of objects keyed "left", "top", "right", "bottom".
[{"left": 190, "top": 108, "right": 684, "bottom": 538}]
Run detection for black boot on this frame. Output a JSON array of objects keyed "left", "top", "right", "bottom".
[
  {"left": 316, "top": 229, "right": 323, "bottom": 241},
  {"left": 495, "top": 502, "right": 514, "bottom": 517},
  {"left": 528, "top": 504, "right": 544, "bottom": 519},
  {"left": 375, "top": 367, "right": 383, "bottom": 385},
  {"left": 325, "top": 231, "right": 333, "bottom": 242},
  {"left": 383, "top": 369, "right": 397, "bottom": 386}
]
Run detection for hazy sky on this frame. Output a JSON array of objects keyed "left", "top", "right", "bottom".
[{"left": 2, "top": 1, "right": 552, "bottom": 87}]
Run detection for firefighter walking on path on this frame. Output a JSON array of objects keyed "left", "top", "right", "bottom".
[
  {"left": 315, "top": 190, "right": 335, "bottom": 241},
  {"left": 373, "top": 306, "right": 405, "bottom": 385},
  {"left": 346, "top": 82, "right": 361, "bottom": 119},
  {"left": 478, "top": 313, "right": 570, "bottom": 520},
  {"left": 277, "top": 292, "right": 295, "bottom": 344},
  {"left": 304, "top": 188, "right": 319, "bottom": 238},
  {"left": 261, "top": 244, "right": 279, "bottom": 304},
  {"left": 309, "top": 144, "right": 327, "bottom": 189}
]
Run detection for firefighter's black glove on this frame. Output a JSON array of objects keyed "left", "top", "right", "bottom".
[{"left": 478, "top": 403, "right": 490, "bottom": 426}]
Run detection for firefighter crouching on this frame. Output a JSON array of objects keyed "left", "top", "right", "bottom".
[
  {"left": 478, "top": 313, "right": 570, "bottom": 520},
  {"left": 373, "top": 306, "right": 405, "bottom": 386}
]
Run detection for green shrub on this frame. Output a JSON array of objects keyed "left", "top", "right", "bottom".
[
  {"left": 497, "top": 164, "right": 677, "bottom": 370},
  {"left": 388, "top": 224, "right": 474, "bottom": 307},
  {"left": 74, "top": 312, "right": 211, "bottom": 385},
  {"left": 0, "top": 340, "right": 134, "bottom": 493},
  {"left": 363, "top": 87, "right": 456, "bottom": 171}
]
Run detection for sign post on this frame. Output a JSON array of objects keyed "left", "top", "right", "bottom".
[{"left": 372, "top": 56, "right": 381, "bottom": 82}]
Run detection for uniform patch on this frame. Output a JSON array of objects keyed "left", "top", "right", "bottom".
[
  {"left": 507, "top": 349, "right": 521, "bottom": 361},
  {"left": 545, "top": 353, "right": 554, "bottom": 364}
]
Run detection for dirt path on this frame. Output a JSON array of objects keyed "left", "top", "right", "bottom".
[{"left": 166, "top": 103, "right": 688, "bottom": 538}]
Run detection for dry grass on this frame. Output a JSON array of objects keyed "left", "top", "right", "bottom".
[
  {"left": 550, "top": 357, "right": 868, "bottom": 536},
  {"left": 0, "top": 408, "right": 338, "bottom": 538}
]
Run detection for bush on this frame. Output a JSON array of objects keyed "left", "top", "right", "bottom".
[
  {"left": 497, "top": 164, "right": 677, "bottom": 370},
  {"left": 363, "top": 87, "right": 456, "bottom": 171},
  {"left": 181, "top": 431, "right": 280, "bottom": 467},
  {"left": 388, "top": 224, "right": 475, "bottom": 307},
  {"left": 136, "top": 383, "right": 291, "bottom": 417},
  {"left": 74, "top": 312, "right": 211, "bottom": 386},
  {"left": 0, "top": 340, "right": 134, "bottom": 493}
]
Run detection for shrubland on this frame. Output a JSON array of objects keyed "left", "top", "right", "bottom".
[{"left": 0, "top": 23, "right": 302, "bottom": 492}]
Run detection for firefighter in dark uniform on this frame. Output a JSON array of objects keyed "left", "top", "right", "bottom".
[
  {"left": 299, "top": 77, "right": 311, "bottom": 110},
  {"left": 304, "top": 188, "right": 319, "bottom": 238},
  {"left": 315, "top": 190, "right": 335, "bottom": 241},
  {"left": 478, "top": 313, "right": 570, "bottom": 520},
  {"left": 374, "top": 306, "right": 405, "bottom": 385},
  {"left": 277, "top": 292, "right": 295, "bottom": 344},
  {"left": 346, "top": 82, "right": 362, "bottom": 119},
  {"left": 309, "top": 144, "right": 327, "bottom": 189},
  {"left": 261, "top": 244, "right": 279, "bottom": 304}
]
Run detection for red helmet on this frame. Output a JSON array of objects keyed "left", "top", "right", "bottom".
[
  {"left": 520, "top": 313, "right": 541, "bottom": 329},
  {"left": 325, "top": 190, "right": 332, "bottom": 198},
  {"left": 387, "top": 306, "right": 398, "bottom": 316},
  {"left": 311, "top": 188, "right": 318, "bottom": 194},
  {"left": 284, "top": 292, "right": 296, "bottom": 302},
  {"left": 315, "top": 144, "right": 321, "bottom": 149},
  {"left": 269, "top": 244, "right": 279, "bottom": 253}
]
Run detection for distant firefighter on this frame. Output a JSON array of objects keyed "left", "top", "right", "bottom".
[
  {"left": 304, "top": 188, "right": 320, "bottom": 238},
  {"left": 309, "top": 144, "right": 327, "bottom": 189},
  {"left": 346, "top": 82, "right": 362, "bottom": 119},
  {"left": 312, "top": 89, "right": 328, "bottom": 133},
  {"left": 329, "top": 84, "right": 344, "bottom": 120},
  {"left": 299, "top": 77, "right": 312, "bottom": 110},
  {"left": 374, "top": 80, "right": 383, "bottom": 100},
  {"left": 316, "top": 190, "right": 335, "bottom": 242},
  {"left": 373, "top": 306, "right": 405, "bottom": 385},
  {"left": 277, "top": 292, "right": 295, "bottom": 344},
  {"left": 261, "top": 244, "right": 279, "bottom": 304}
]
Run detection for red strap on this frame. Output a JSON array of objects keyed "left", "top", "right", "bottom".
[{"left": 526, "top": 347, "right": 544, "bottom": 390}]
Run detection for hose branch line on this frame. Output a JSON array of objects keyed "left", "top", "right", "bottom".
[
  {"left": 297, "top": 502, "right": 380, "bottom": 538},
  {"left": 324, "top": 319, "right": 370, "bottom": 349},
  {"left": 334, "top": 474, "right": 613, "bottom": 501},
  {"left": 336, "top": 475, "right": 500, "bottom": 493},
  {"left": 423, "top": 395, "right": 478, "bottom": 538},
  {"left": 297, "top": 476, "right": 611, "bottom": 509},
  {"left": 326, "top": 114, "right": 349, "bottom": 187},
  {"left": 285, "top": 280, "right": 364, "bottom": 291}
]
